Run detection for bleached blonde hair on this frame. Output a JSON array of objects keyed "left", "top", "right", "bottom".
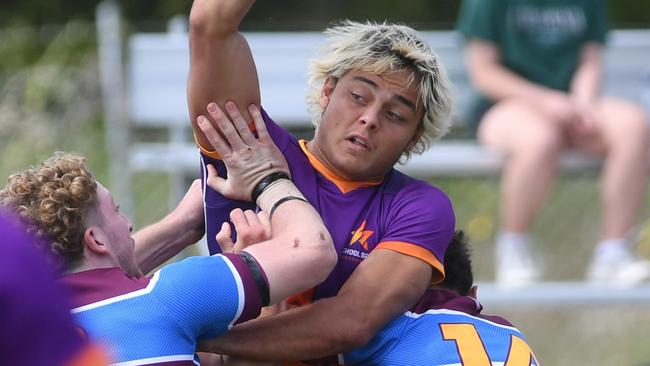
[{"left": 306, "top": 20, "right": 454, "bottom": 158}]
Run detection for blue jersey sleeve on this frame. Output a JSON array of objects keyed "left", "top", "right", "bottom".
[
  {"left": 151, "top": 255, "right": 260, "bottom": 339},
  {"left": 340, "top": 315, "right": 408, "bottom": 365}
]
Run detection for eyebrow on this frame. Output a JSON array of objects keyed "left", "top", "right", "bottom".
[{"left": 352, "top": 76, "right": 417, "bottom": 112}]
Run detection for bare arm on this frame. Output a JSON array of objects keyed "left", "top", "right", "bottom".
[
  {"left": 466, "top": 38, "right": 576, "bottom": 124},
  {"left": 466, "top": 39, "right": 550, "bottom": 103},
  {"left": 134, "top": 179, "right": 205, "bottom": 274},
  {"left": 570, "top": 42, "right": 603, "bottom": 106},
  {"left": 198, "top": 249, "right": 432, "bottom": 361},
  {"left": 241, "top": 179, "right": 337, "bottom": 304},
  {"left": 188, "top": 0, "right": 261, "bottom": 150}
]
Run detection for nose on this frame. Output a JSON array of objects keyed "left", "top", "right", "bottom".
[{"left": 359, "top": 106, "right": 380, "bottom": 130}]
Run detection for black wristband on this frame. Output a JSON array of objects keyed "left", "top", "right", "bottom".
[
  {"left": 238, "top": 251, "right": 270, "bottom": 307},
  {"left": 251, "top": 172, "right": 290, "bottom": 204},
  {"left": 269, "top": 196, "right": 309, "bottom": 220}
]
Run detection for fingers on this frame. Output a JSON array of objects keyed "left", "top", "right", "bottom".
[
  {"left": 230, "top": 209, "right": 269, "bottom": 248},
  {"left": 256, "top": 210, "right": 272, "bottom": 239},
  {"left": 197, "top": 114, "right": 231, "bottom": 156},
  {"left": 224, "top": 101, "right": 257, "bottom": 145},
  {"left": 206, "top": 102, "right": 246, "bottom": 151},
  {"left": 248, "top": 104, "right": 271, "bottom": 143},
  {"left": 216, "top": 222, "right": 234, "bottom": 253},
  {"left": 205, "top": 164, "right": 226, "bottom": 194}
]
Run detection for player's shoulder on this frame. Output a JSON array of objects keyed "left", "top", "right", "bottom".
[{"left": 386, "top": 169, "right": 452, "bottom": 208}]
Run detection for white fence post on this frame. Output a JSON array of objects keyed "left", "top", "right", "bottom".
[{"left": 96, "top": 1, "right": 134, "bottom": 219}]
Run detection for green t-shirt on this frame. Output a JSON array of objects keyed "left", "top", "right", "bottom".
[{"left": 457, "top": 0, "right": 608, "bottom": 92}]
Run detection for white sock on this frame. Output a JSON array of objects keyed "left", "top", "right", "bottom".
[
  {"left": 594, "top": 238, "right": 628, "bottom": 258},
  {"left": 497, "top": 231, "right": 531, "bottom": 248}
]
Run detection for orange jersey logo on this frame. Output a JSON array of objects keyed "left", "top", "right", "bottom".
[{"left": 349, "top": 220, "right": 374, "bottom": 251}]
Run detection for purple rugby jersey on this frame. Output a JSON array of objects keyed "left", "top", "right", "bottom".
[
  {"left": 199, "top": 108, "right": 455, "bottom": 302},
  {"left": 0, "top": 211, "right": 101, "bottom": 366}
]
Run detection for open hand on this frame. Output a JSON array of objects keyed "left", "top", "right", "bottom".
[{"left": 197, "top": 101, "right": 289, "bottom": 202}]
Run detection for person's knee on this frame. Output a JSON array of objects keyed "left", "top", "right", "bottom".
[
  {"left": 479, "top": 100, "right": 562, "bottom": 156},
  {"left": 610, "top": 103, "right": 650, "bottom": 149}
]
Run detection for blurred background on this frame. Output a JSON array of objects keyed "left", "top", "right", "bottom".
[{"left": 1, "top": 0, "right": 650, "bottom": 365}]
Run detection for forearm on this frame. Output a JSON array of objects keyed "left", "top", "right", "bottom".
[
  {"left": 134, "top": 214, "right": 202, "bottom": 274},
  {"left": 244, "top": 180, "right": 336, "bottom": 305},
  {"left": 200, "top": 250, "right": 431, "bottom": 361},
  {"left": 200, "top": 297, "right": 359, "bottom": 361},
  {"left": 570, "top": 43, "right": 603, "bottom": 105}
]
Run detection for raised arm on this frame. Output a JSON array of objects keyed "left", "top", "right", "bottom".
[{"left": 188, "top": 0, "right": 261, "bottom": 150}]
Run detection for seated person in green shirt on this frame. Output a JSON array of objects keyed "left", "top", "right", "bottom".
[{"left": 457, "top": 0, "right": 649, "bottom": 286}]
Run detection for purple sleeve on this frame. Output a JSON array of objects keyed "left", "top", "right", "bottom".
[
  {"left": 379, "top": 182, "right": 455, "bottom": 282},
  {"left": 200, "top": 106, "right": 292, "bottom": 254},
  {"left": 0, "top": 211, "right": 87, "bottom": 366}
]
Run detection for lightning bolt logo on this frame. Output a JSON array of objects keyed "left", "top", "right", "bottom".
[{"left": 349, "top": 220, "right": 374, "bottom": 251}]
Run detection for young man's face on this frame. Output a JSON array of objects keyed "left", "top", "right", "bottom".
[
  {"left": 311, "top": 68, "right": 424, "bottom": 181},
  {"left": 93, "top": 183, "right": 139, "bottom": 276}
]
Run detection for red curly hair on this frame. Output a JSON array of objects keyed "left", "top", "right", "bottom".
[{"left": 0, "top": 152, "right": 98, "bottom": 270}]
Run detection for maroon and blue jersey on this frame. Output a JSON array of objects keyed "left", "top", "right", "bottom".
[
  {"left": 63, "top": 254, "right": 262, "bottom": 365},
  {"left": 198, "top": 108, "right": 455, "bottom": 301},
  {"left": 340, "top": 289, "right": 539, "bottom": 365}
]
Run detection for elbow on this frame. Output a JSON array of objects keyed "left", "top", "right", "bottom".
[
  {"left": 310, "top": 230, "right": 337, "bottom": 284},
  {"left": 337, "top": 318, "right": 375, "bottom": 349},
  {"left": 189, "top": 2, "right": 249, "bottom": 37},
  {"left": 295, "top": 229, "right": 336, "bottom": 286},
  {"left": 467, "top": 64, "right": 489, "bottom": 94},
  {"left": 188, "top": 3, "right": 211, "bottom": 36}
]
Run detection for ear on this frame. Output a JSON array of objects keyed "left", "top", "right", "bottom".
[
  {"left": 469, "top": 285, "right": 478, "bottom": 300},
  {"left": 82, "top": 226, "right": 109, "bottom": 255},
  {"left": 404, "top": 128, "right": 424, "bottom": 153},
  {"left": 319, "top": 77, "right": 338, "bottom": 109}
]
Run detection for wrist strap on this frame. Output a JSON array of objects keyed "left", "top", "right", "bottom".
[
  {"left": 251, "top": 172, "right": 290, "bottom": 204},
  {"left": 238, "top": 251, "right": 270, "bottom": 307},
  {"left": 269, "top": 196, "right": 309, "bottom": 220}
]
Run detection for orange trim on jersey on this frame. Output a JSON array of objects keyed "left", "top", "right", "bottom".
[
  {"left": 298, "top": 140, "right": 383, "bottom": 193},
  {"left": 376, "top": 241, "right": 445, "bottom": 284},
  {"left": 193, "top": 121, "right": 258, "bottom": 160},
  {"left": 66, "top": 344, "right": 110, "bottom": 366},
  {"left": 286, "top": 287, "right": 315, "bottom": 307},
  {"left": 194, "top": 131, "right": 222, "bottom": 160}
]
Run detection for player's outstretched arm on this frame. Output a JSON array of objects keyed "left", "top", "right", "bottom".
[
  {"left": 188, "top": 0, "right": 261, "bottom": 151},
  {"left": 197, "top": 250, "right": 432, "bottom": 361},
  {"left": 198, "top": 102, "right": 337, "bottom": 304},
  {"left": 133, "top": 179, "right": 205, "bottom": 274}
]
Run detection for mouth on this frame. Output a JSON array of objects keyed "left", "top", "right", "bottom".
[{"left": 347, "top": 136, "right": 369, "bottom": 150}]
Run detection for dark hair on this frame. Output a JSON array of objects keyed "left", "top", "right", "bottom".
[{"left": 440, "top": 230, "right": 473, "bottom": 296}]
